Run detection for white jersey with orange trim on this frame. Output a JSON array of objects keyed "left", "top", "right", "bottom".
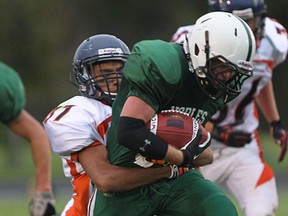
[
  {"left": 43, "top": 95, "right": 112, "bottom": 216},
  {"left": 171, "top": 17, "right": 288, "bottom": 216},
  {"left": 211, "top": 17, "right": 287, "bottom": 135}
]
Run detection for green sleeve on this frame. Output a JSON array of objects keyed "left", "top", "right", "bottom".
[
  {"left": 123, "top": 40, "right": 185, "bottom": 112},
  {"left": 0, "top": 62, "right": 26, "bottom": 123}
]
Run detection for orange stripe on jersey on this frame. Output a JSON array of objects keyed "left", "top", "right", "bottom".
[
  {"left": 253, "top": 59, "right": 273, "bottom": 72},
  {"left": 253, "top": 103, "right": 259, "bottom": 121},
  {"left": 90, "top": 140, "right": 102, "bottom": 147},
  {"left": 97, "top": 116, "right": 111, "bottom": 140},
  {"left": 254, "top": 129, "right": 264, "bottom": 162},
  {"left": 67, "top": 154, "right": 79, "bottom": 176},
  {"left": 253, "top": 105, "right": 265, "bottom": 161},
  {"left": 255, "top": 163, "right": 274, "bottom": 188},
  {"left": 67, "top": 141, "right": 102, "bottom": 166},
  {"left": 65, "top": 174, "right": 91, "bottom": 216},
  {"left": 250, "top": 110, "right": 274, "bottom": 188}
]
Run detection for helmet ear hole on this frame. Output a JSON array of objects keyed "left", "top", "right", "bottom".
[{"left": 194, "top": 44, "right": 200, "bottom": 56}]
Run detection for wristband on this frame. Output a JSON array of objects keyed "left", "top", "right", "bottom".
[{"left": 270, "top": 120, "right": 282, "bottom": 127}]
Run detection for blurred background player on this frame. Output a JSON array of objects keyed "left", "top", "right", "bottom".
[
  {"left": 171, "top": 0, "right": 288, "bottom": 215},
  {"left": 43, "top": 34, "right": 188, "bottom": 216},
  {"left": 0, "top": 62, "right": 56, "bottom": 216}
]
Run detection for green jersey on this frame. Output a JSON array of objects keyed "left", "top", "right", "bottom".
[
  {"left": 0, "top": 62, "right": 25, "bottom": 123},
  {"left": 108, "top": 40, "right": 223, "bottom": 166},
  {"left": 94, "top": 40, "right": 238, "bottom": 216}
]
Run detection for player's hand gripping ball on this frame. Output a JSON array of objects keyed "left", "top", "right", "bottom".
[{"left": 146, "top": 110, "right": 209, "bottom": 149}]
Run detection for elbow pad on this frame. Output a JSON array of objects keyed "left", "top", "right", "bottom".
[{"left": 117, "top": 116, "right": 168, "bottom": 159}]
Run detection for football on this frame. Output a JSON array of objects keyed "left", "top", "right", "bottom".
[{"left": 146, "top": 110, "right": 208, "bottom": 149}]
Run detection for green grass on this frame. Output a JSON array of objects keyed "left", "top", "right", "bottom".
[
  {"left": 0, "top": 199, "right": 68, "bottom": 216},
  {"left": 0, "top": 131, "right": 287, "bottom": 215}
]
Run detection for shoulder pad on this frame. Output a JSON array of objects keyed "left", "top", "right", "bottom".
[
  {"left": 264, "top": 17, "right": 288, "bottom": 55},
  {"left": 171, "top": 25, "right": 194, "bottom": 44}
]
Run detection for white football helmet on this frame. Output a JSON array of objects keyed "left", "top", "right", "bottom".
[{"left": 183, "top": 11, "right": 256, "bottom": 104}]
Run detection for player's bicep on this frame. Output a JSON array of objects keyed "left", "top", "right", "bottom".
[
  {"left": 120, "top": 96, "right": 155, "bottom": 122},
  {"left": 78, "top": 145, "right": 111, "bottom": 184}
]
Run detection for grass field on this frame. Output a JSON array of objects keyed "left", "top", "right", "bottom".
[{"left": 0, "top": 131, "right": 287, "bottom": 215}]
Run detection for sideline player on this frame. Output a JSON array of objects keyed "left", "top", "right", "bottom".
[
  {"left": 0, "top": 62, "right": 56, "bottom": 216},
  {"left": 91, "top": 12, "right": 256, "bottom": 216},
  {"left": 171, "top": 1, "right": 288, "bottom": 215},
  {"left": 43, "top": 34, "right": 191, "bottom": 215}
]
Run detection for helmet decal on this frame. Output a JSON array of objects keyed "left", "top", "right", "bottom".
[{"left": 98, "top": 48, "right": 124, "bottom": 55}]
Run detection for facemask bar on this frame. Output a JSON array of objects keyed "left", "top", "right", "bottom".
[
  {"left": 72, "top": 61, "right": 123, "bottom": 105},
  {"left": 185, "top": 31, "right": 253, "bottom": 104},
  {"left": 200, "top": 55, "right": 253, "bottom": 102}
]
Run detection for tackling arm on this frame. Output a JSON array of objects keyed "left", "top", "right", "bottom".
[{"left": 78, "top": 144, "right": 176, "bottom": 193}]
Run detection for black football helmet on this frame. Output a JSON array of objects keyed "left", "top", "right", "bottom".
[
  {"left": 208, "top": 0, "right": 266, "bottom": 17},
  {"left": 208, "top": 0, "right": 266, "bottom": 38},
  {"left": 72, "top": 34, "right": 130, "bottom": 105}
]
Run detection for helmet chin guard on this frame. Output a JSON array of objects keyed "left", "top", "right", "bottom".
[{"left": 184, "top": 12, "right": 255, "bottom": 104}]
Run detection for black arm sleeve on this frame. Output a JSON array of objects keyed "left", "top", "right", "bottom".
[{"left": 116, "top": 116, "right": 168, "bottom": 159}]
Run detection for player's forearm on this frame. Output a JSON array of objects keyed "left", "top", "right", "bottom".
[
  {"left": 30, "top": 133, "right": 52, "bottom": 191},
  {"left": 28, "top": 123, "right": 52, "bottom": 191},
  {"left": 8, "top": 110, "right": 52, "bottom": 191},
  {"left": 164, "top": 145, "right": 184, "bottom": 166},
  {"left": 256, "top": 81, "right": 280, "bottom": 123},
  {"left": 80, "top": 144, "right": 172, "bottom": 193},
  {"left": 92, "top": 165, "right": 171, "bottom": 193},
  {"left": 192, "top": 148, "right": 213, "bottom": 166}
]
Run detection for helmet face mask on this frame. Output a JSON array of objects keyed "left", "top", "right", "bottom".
[
  {"left": 72, "top": 34, "right": 130, "bottom": 105},
  {"left": 75, "top": 61, "right": 123, "bottom": 104},
  {"left": 193, "top": 55, "right": 253, "bottom": 104},
  {"left": 184, "top": 12, "right": 255, "bottom": 104}
]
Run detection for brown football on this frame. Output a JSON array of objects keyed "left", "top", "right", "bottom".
[{"left": 146, "top": 110, "right": 208, "bottom": 149}]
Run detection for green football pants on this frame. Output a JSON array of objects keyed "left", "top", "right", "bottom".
[{"left": 93, "top": 169, "right": 238, "bottom": 216}]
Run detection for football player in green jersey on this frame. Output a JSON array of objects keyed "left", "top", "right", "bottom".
[
  {"left": 0, "top": 62, "right": 56, "bottom": 215},
  {"left": 91, "top": 12, "right": 256, "bottom": 216}
]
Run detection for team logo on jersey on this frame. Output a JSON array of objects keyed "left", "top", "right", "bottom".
[{"left": 169, "top": 106, "right": 208, "bottom": 124}]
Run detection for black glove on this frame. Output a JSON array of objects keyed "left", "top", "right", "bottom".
[
  {"left": 181, "top": 127, "right": 211, "bottom": 166},
  {"left": 212, "top": 125, "right": 252, "bottom": 147},
  {"left": 270, "top": 120, "right": 287, "bottom": 162},
  {"left": 29, "top": 191, "right": 56, "bottom": 216}
]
